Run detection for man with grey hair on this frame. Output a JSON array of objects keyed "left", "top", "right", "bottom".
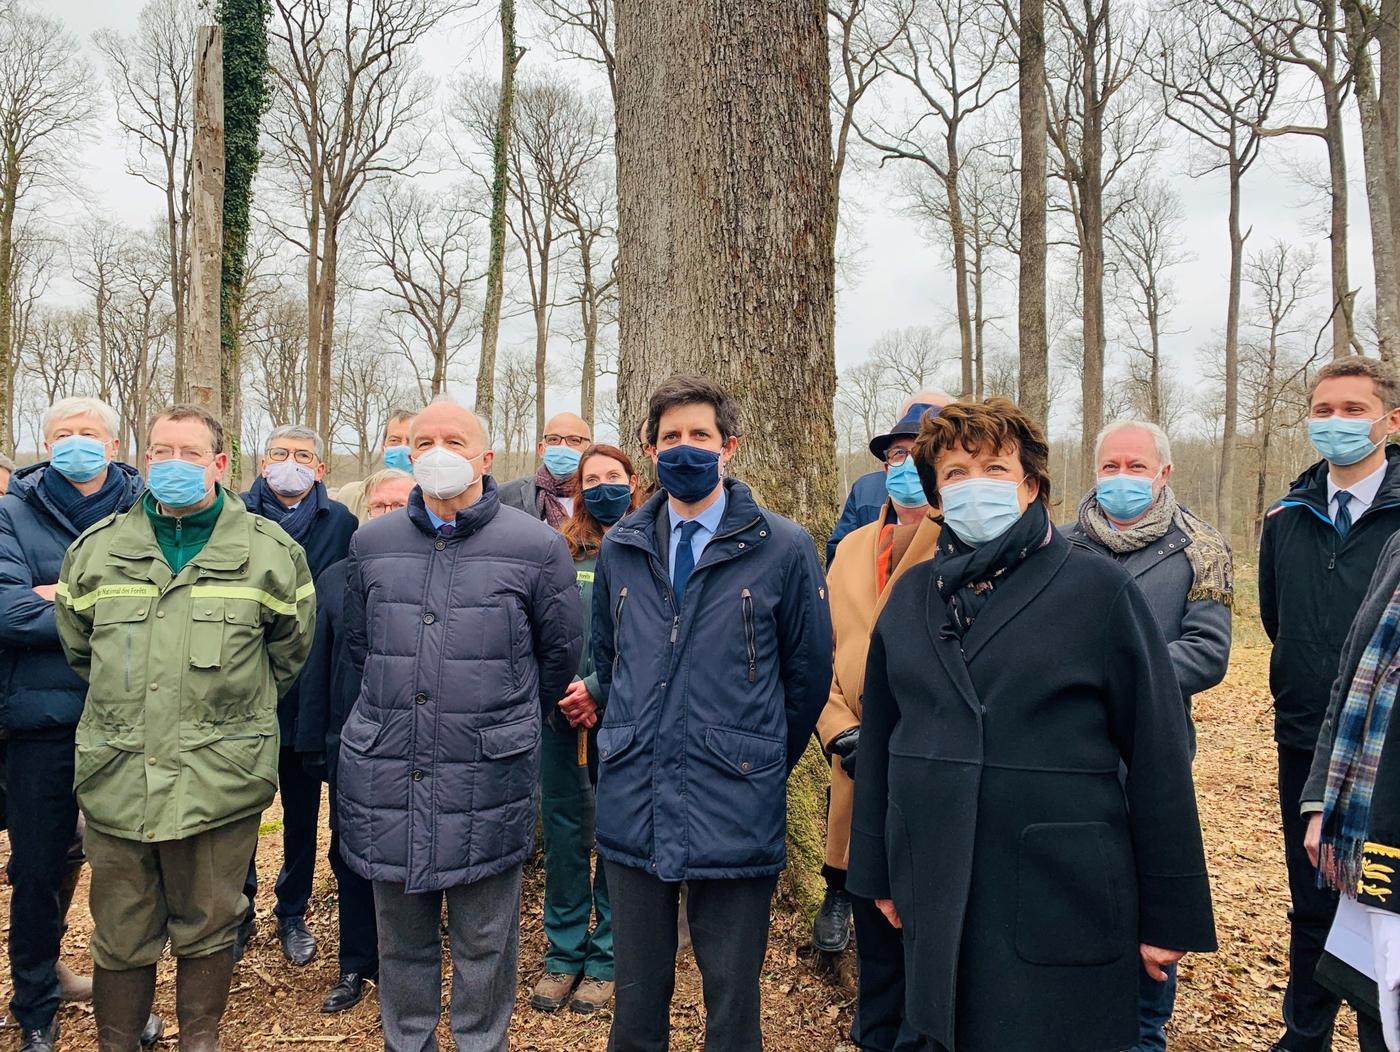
[
  {"left": 0, "top": 397, "right": 148, "bottom": 1051},
  {"left": 338, "top": 399, "right": 581, "bottom": 1049},
  {"left": 1066, "top": 418, "right": 1233, "bottom": 1052},
  {"left": 238, "top": 424, "right": 358, "bottom": 967},
  {"left": 826, "top": 389, "right": 953, "bottom": 565}
]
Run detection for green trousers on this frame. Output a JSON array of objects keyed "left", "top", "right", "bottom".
[{"left": 540, "top": 720, "right": 613, "bottom": 980}]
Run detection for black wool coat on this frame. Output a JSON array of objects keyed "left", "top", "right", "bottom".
[{"left": 847, "top": 529, "right": 1217, "bottom": 1052}]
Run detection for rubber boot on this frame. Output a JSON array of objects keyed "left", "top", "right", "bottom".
[
  {"left": 175, "top": 949, "right": 236, "bottom": 1051},
  {"left": 56, "top": 862, "right": 93, "bottom": 1002},
  {"left": 93, "top": 965, "right": 157, "bottom": 1052}
]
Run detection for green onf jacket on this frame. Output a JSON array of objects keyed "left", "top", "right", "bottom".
[{"left": 55, "top": 492, "right": 315, "bottom": 843}]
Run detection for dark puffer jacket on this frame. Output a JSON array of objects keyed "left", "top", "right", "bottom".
[
  {"left": 0, "top": 462, "right": 144, "bottom": 736},
  {"left": 338, "top": 479, "right": 582, "bottom": 891},
  {"left": 591, "top": 479, "right": 833, "bottom": 881}
]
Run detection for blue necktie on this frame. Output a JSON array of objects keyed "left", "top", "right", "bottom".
[
  {"left": 438, "top": 522, "right": 455, "bottom": 538},
  {"left": 1335, "top": 490, "right": 1353, "bottom": 538},
  {"left": 672, "top": 521, "right": 702, "bottom": 605}
]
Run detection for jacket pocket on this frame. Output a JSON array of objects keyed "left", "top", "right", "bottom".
[
  {"left": 92, "top": 599, "right": 151, "bottom": 703},
  {"left": 597, "top": 722, "right": 636, "bottom": 764},
  {"left": 887, "top": 804, "right": 917, "bottom": 942},
  {"left": 72, "top": 742, "right": 143, "bottom": 834},
  {"left": 1014, "top": 821, "right": 1125, "bottom": 967},
  {"left": 189, "top": 602, "right": 225, "bottom": 669},
  {"left": 704, "top": 726, "right": 784, "bottom": 777},
  {"left": 479, "top": 715, "right": 540, "bottom": 760}
]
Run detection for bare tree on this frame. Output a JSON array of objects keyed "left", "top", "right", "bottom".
[
  {"left": 557, "top": 161, "right": 615, "bottom": 426},
  {"left": 267, "top": 0, "right": 449, "bottom": 438},
  {"left": 1219, "top": 0, "right": 1356, "bottom": 358},
  {"left": 94, "top": 0, "right": 195, "bottom": 395},
  {"left": 26, "top": 308, "right": 94, "bottom": 407},
  {"left": 105, "top": 229, "right": 175, "bottom": 461},
  {"left": 69, "top": 217, "right": 127, "bottom": 403},
  {"left": 493, "top": 347, "right": 539, "bottom": 456},
  {"left": 6, "top": 218, "right": 54, "bottom": 441},
  {"left": 0, "top": 6, "right": 95, "bottom": 451},
  {"left": 245, "top": 292, "right": 311, "bottom": 427},
  {"left": 334, "top": 330, "right": 410, "bottom": 474},
  {"left": 1152, "top": 0, "right": 1278, "bottom": 534},
  {"left": 1108, "top": 179, "right": 1187, "bottom": 426},
  {"left": 869, "top": 324, "right": 953, "bottom": 393},
  {"left": 1017, "top": 0, "right": 1050, "bottom": 419},
  {"left": 835, "top": 358, "right": 891, "bottom": 452},
  {"left": 356, "top": 179, "right": 480, "bottom": 400},
  {"left": 533, "top": 0, "right": 614, "bottom": 101},
  {"left": 859, "top": 0, "right": 1014, "bottom": 395},
  {"left": 1242, "top": 240, "right": 1320, "bottom": 538},
  {"left": 1046, "top": 0, "right": 1156, "bottom": 490}
]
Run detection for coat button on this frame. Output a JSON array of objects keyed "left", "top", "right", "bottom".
[
  {"left": 204, "top": 609, "right": 214, "bottom": 616},
  {"left": 435, "top": 540, "right": 446, "bottom": 551},
  {"left": 146, "top": 832, "right": 155, "bottom": 840},
  {"left": 415, "top": 693, "right": 427, "bottom": 705},
  {"left": 147, "top": 756, "right": 157, "bottom": 765},
  {"left": 156, "top": 611, "right": 165, "bottom": 619},
  {"left": 149, "top": 682, "right": 159, "bottom": 691},
  {"left": 740, "top": 761, "right": 751, "bottom": 771},
  {"left": 412, "top": 769, "right": 424, "bottom": 781},
  {"left": 601, "top": 748, "right": 610, "bottom": 758},
  {"left": 423, "top": 613, "right": 435, "bottom": 625}
]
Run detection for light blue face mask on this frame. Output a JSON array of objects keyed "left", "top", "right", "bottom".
[
  {"left": 884, "top": 458, "right": 927, "bottom": 508},
  {"left": 543, "top": 445, "right": 582, "bottom": 479},
  {"left": 383, "top": 445, "right": 412, "bottom": 472},
  {"left": 1308, "top": 416, "right": 1383, "bottom": 467},
  {"left": 147, "top": 459, "right": 211, "bottom": 509},
  {"left": 1095, "top": 473, "right": 1157, "bottom": 521},
  {"left": 49, "top": 435, "right": 110, "bottom": 483},
  {"left": 939, "top": 477, "right": 1024, "bottom": 545}
]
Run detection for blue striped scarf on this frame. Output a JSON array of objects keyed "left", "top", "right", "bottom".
[{"left": 1320, "top": 582, "right": 1400, "bottom": 895}]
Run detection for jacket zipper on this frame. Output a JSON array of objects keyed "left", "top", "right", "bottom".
[
  {"left": 741, "top": 589, "right": 756, "bottom": 683},
  {"left": 612, "top": 587, "right": 628, "bottom": 674}
]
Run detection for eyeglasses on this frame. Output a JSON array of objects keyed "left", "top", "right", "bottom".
[
  {"left": 543, "top": 434, "right": 590, "bottom": 449},
  {"left": 267, "top": 447, "right": 317, "bottom": 465},
  {"left": 368, "top": 500, "right": 408, "bottom": 516},
  {"left": 149, "top": 445, "right": 213, "bottom": 464},
  {"left": 885, "top": 448, "right": 914, "bottom": 466}
]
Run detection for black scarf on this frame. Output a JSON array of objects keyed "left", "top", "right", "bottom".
[
  {"left": 248, "top": 475, "right": 324, "bottom": 543},
  {"left": 935, "top": 499, "right": 1053, "bottom": 638},
  {"left": 39, "top": 463, "right": 130, "bottom": 534}
]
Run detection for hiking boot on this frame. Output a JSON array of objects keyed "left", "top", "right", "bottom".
[
  {"left": 175, "top": 949, "right": 236, "bottom": 1051},
  {"left": 57, "top": 959, "right": 93, "bottom": 1002},
  {"left": 570, "top": 977, "right": 615, "bottom": 1014},
  {"left": 812, "top": 886, "right": 853, "bottom": 953},
  {"left": 530, "top": 971, "right": 580, "bottom": 1012}
]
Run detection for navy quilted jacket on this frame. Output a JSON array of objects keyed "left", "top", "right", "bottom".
[{"left": 337, "top": 478, "right": 582, "bottom": 891}]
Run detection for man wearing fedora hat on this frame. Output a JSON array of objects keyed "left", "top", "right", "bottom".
[
  {"left": 826, "top": 391, "right": 952, "bottom": 566},
  {"left": 814, "top": 402, "right": 946, "bottom": 1051}
]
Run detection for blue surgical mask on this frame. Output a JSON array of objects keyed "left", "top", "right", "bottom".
[
  {"left": 49, "top": 436, "right": 109, "bottom": 483},
  {"left": 1095, "top": 473, "right": 1157, "bottom": 521},
  {"left": 884, "top": 458, "right": 927, "bottom": 508},
  {"left": 1308, "top": 416, "right": 1383, "bottom": 467},
  {"left": 657, "top": 446, "right": 723, "bottom": 504},
  {"left": 940, "top": 478, "right": 1024, "bottom": 545},
  {"left": 543, "top": 445, "right": 583, "bottom": 479},
  {"left": 583, "top": 482, "right": 633, "bottom": 526},
  {"left": 383, "top": 445, "right": 412, "bottom": 472},
  {"left": 147, "top": 459, "right": 211, "bottom": 509}
]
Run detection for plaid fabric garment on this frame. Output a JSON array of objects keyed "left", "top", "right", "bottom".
[{"left": 1320, "top": 581, "right": 1400, "bottom": 895}]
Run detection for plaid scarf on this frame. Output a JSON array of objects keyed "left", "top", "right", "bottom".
[
  {"left": 534, "top": 461, "right": 578, "bottom": 529},
  {"left": 1319, "top": 581, "right": 1400, "bottom": 895}
]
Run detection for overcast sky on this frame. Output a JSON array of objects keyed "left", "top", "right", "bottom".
[{"left": 39, "top": 0, "right": 1371, "bottom": 443}]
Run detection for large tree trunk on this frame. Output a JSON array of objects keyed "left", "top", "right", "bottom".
[
  {"left": 0, "top": 164, "right": 15, "bottom": 453},
  {"left": 1218, "top": 160, "right": 1244, "bottom": 537},
  {"left": 1323, "top": 86, "right": 1355, "bottom": 357},
  {"left": 1381, "top": 0, "right": 1400, "bottom": 270},
  {"left": 1078, "top": 74, "right": 1106, "bottom": 494},
  {"left": 533, "top": 218, "right": 551, "bottom": 443},
  {"left": 1343, "top": 0, "right": 1400, "bottom": 361},
  {"left": 615, "top": 0, "right": 837, "bottom": 912},
  {"left": 1018, "top": 0, "right": 1049, "bottom": 421},
  {"left": 316, "top": 227, "right": 338, "bottom": 437},
  {"left": 944, "top": 141, "right": 974, "bottom": 397},
  {"left": 478, "top": 0, "right": 521, "bottom": 421},
  {"left": 186, "top": 26, "right": 225, "bottom": 414},
  {"left": 579, "top": 244, "right": 598, "bottom": 426}
]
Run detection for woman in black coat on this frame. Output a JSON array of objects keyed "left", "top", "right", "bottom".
[{"left": 847, "top": 397, "right": 1217, "bottom": 1052}]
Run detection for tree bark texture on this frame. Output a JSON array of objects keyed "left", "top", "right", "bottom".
[
  {"left": 186, "top": 26, "right": 225, "bottom": 415},
  {"left": 1218, "top": 160, "right": 1243, "bottom": 536},
  {"left": 478, "top": 0, "right": 521, "bottom": 422},
  {"left": 615, "top": 0, "right": 837, "bottom": 911},
  {"left": 1018, "top": 0, "right": 1049, "bottom": 422}
]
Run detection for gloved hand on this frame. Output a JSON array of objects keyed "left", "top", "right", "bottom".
[
  {"left": 1369, "top": 907, "right": 1400, "bottom": 1051},
  {"left": 830, "top": 727, "right": 859, "bottom": 778}
]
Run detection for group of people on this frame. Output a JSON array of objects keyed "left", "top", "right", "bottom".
[{"left": 1, "top": 358, "right": 1400, "bottom": 1052}]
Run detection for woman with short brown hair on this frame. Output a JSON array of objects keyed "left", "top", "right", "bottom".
[{"left": 848, "top": 396, "right": 1217, "bottom": 1052}]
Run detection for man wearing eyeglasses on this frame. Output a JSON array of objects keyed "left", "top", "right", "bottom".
[
  {"left": 499, "top": 413, "right": 593, "bottom": 527},
  {"left": 54, "top": 404, "right": 315, "bottom": 1051},
  {"left": 237, "top": 425, "right": 358, "bottom": 970}
]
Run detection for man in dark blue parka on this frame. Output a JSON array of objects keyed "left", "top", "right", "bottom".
[
  {"left": 238, "top": 424, "right": 357, "bottom": 968},
  {"left": 592, "top": 376, "right": 833, "bottom": 1052},
  {"left": 0, "top": 397, "right": 144, "bottom": 1052}
]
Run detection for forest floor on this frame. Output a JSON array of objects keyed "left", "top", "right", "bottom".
[{"left": 0, "top": 617, "right": 1368, "bottom": 1050}]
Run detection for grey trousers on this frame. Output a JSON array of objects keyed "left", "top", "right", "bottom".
[{"left": 372, "top": 865, "right": 523, "bottom": 1052}]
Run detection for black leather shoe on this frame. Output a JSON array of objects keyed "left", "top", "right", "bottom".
[
  {"left": 322, "top": 972, "right": 374, "bottom": 1013},
  {"left": 233, "top": 915, "right": 257, "bottom": 962},
  {"left": 18, "top": 1019, "right": 58, "bottom": 1052},
  {"left": 812, "top": 887, "right": 853, "bottom": 953},
  {"left": 279, "top": 917, "right": 318, "bottom": 966}
]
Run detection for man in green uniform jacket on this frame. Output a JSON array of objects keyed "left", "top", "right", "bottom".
[{"left": 54, "top": 405, "right": 315, "bottom": 1052}]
